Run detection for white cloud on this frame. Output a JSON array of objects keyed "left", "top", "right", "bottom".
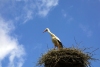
[
  {"left": 23, "top": 7, "right": 34, "bottom": 23},
  {"left": 37, "top": 0, "right": 59, "bottom": 17},
  {"left": 0, "top": 17, "right": 25, "bottom": 67},
  {"left": 20, "top": 0, "right": 59, "bottom": 21},
  {"left": 22, "top": 0, "right": 59, "bottom": 19},
  {"left": 0, "top": 0, "right": 59, "bottom": 23},
  {"left": 79, "top": 24, "right": 93, "bottom": 37}
]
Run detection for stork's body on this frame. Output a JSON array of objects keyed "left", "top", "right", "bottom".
[{"left": 43, "top": 28, "right": 63, "bottom": 49}]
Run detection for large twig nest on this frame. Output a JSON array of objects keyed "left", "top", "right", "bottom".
[{"left": 37, "top": 48, "right": 95, "bottom": 67}]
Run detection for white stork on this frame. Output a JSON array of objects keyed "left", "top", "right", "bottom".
[{"left": 43, "top": 28, "right": 63, "bottom": 49}]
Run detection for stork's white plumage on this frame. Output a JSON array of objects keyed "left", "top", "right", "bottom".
[{"left": 43, "top": 28, "right": 63, "bottom": 49}]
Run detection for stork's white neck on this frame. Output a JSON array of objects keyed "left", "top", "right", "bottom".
[{"left": 47, "top": 30, "right": 55, "bottom": 37}]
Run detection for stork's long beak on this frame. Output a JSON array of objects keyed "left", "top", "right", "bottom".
[{"left": 43, "top": 29, "right": 47, "bottom": 33}]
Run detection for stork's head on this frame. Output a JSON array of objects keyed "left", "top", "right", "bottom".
[{"left": 43, "top": 28, "right": 50, "bottom": 33}]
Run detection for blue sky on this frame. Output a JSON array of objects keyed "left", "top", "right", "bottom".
[{"left": 0, "top": 0, "right": 100, "bottom": 67}]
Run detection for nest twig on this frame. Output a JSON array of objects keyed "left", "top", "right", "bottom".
[{"left": 37, "top": 47, "right": 96, "bottom": 67}]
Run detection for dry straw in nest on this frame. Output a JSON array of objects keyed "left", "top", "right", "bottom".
[{"left": 37, "top": 47, "right": 95, "bottom": 67}]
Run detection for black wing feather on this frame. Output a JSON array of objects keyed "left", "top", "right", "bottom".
[{"left": 57, "top": 40, "right": 63, "bottom": 48}]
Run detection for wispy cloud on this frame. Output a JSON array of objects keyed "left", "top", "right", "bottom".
[
  {"left": 22, "top": 6, "right": 34, "bottom": 23},
  {"left": 62, "top": 10, "right": 67, "bottom": 18},
  {"left": 0, "top": 17, "right": 25, "bottom": 67},
  {"left": 0, "top": 0, "right": 59, "bottom": 23},
  {"left": 79, "top": 24, "right": 93, "bottom": 37},
  {"left": 61, "top": 10, "right": 74, "bottom": 23},
  {"left": 37, "top": 0, "right": 59, "bottom": 17}
]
